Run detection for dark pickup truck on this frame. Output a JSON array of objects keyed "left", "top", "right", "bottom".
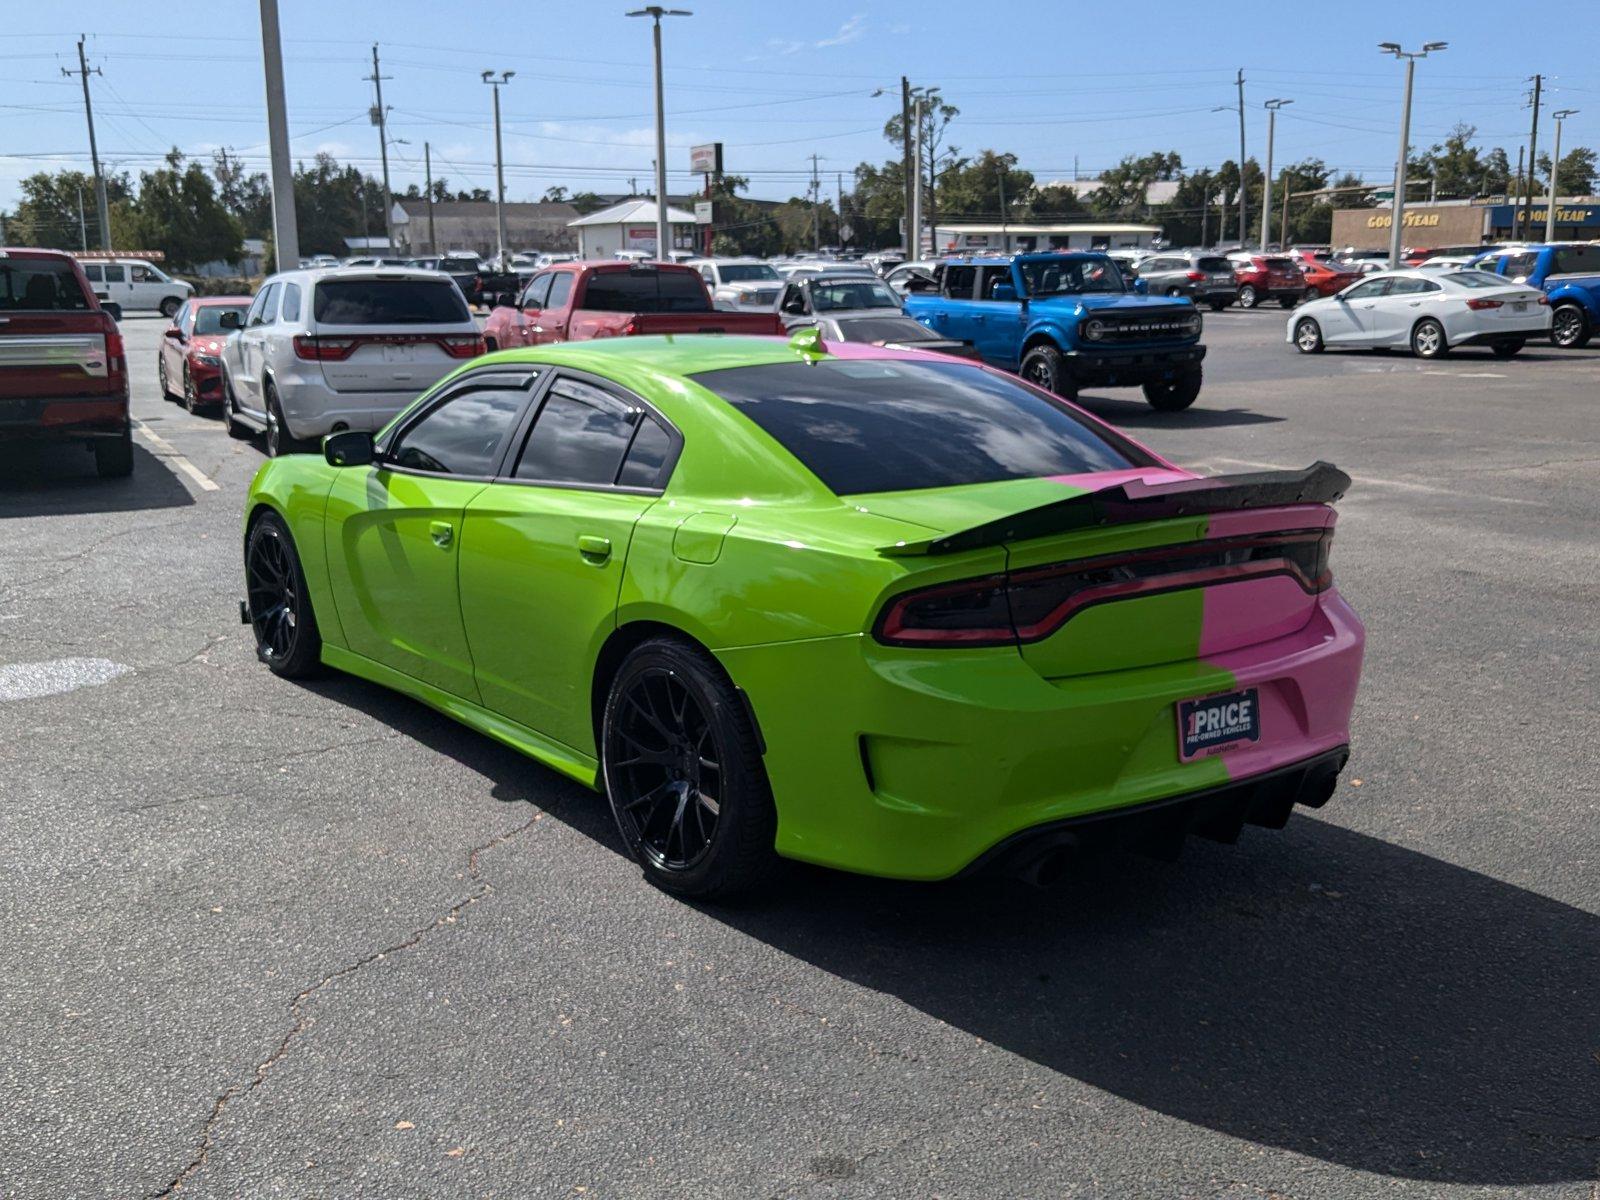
[
  {"left": 482, "top": 260, "right": 782, "bottom": 349},
  {"left": 0, "top": 247, "right": 132, "bottom": 476}
]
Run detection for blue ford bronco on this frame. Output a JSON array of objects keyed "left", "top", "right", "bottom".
[
  {"left": 902, "top": 252, "right": 1207, "bottom": 410},
  {"left": 1472, "top": 242, "right": 1600, "bottom": 349}
]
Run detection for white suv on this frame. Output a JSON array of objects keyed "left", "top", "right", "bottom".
[{"left": 218, "top": 267, "right": 484, "bottom": 456}]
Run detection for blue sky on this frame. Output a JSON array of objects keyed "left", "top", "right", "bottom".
[{"left": 2, "top": 0, "right": 1595, "bottom": 211}]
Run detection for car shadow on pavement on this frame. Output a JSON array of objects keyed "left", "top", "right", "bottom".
[
  {"left": 1073, "top": 394, "right": 1285, "bottom": 429},
  {"left": 306, "top": 672, "right": 1600, "bottom": 1191},
  {"left": 0, "top": 442, "right": 194, "bottom": 518}
]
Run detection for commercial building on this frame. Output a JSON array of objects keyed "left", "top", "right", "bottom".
[
  {"left": 567, "top": 199, "right": 699, "bottom": 259},
  {"left": 931, "top": 222, "right": 1161, "bottom": 254},
  {"left": 390, "top": 199, "right": 580, "bottom": 257},
  {"left": 1330, "top": 197, "right": 1600, "bottom": 251}
]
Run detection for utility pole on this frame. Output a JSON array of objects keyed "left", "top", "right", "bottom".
[
  {"left": 76, "top": 185, "right": 88, "bottom": 251},
  {"left": 996, "top": 165, "right": 1007, "bottom": 254},
  {"left": 809, "top": 154, "right": 822, "bottom": 253},
  {"left": 1198, "top": 171, "right": 1208, "bottom": 247},
  {"left": 1519, "top": 74, "right": 1542, "bottom": 241},
  {"left": 628, "top": 7, "right": 691, "bottom": 262},
  {"left": 423, "top": 141, "right": 436, "bottom": 254},
  {"left": 836, "top": 172, "right": 845, "bottom": 249},
  {"left": 1380, "top": 41, "right": 1447, "bottom": 269},
  {"left": 1260, "top": 99, "right": 1292, "bottom": 250},
  {"left": 1280, "top": 176, "right": 1291, "bottom": 249},
  {"left": 1547, "top": 109, "right": 1578, "bottom": 243},
  {"left": 900, "top": 76, "right": 914, "bottom": 255},
  {"left": 482, "top": 70, "right": 514, "bottom": 270},
  {"left": 911, "top": 92, "right": 925, "bottom": 257},
  {"left": 366, "top": 44, "right": 394, "bottom": 252},
  {"left": 62, "top": 37, "right": 112, "bottom": 251},
  {"left": 258, "top": 0, "right": 299, "bottom": 269},
  {"left": 1235, "top": 69, "right": 1248, "bottom": 248}
]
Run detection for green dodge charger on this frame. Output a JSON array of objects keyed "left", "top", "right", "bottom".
[{"left": 243, "top": 332, "right": 1364, "bottom": 897}]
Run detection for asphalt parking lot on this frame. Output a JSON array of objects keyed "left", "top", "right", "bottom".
[{"left": 3, "top": 309, "right": 1597, "bottom": 1199}]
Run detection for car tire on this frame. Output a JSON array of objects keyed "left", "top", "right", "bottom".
[
  {"left": 158, "top": 356, "right": 177, "bottom": 402},
  {"left": 1207, "top": 298, "right": 1228, "bottom": 312},
  {"left": 1142, "top": 366, "right": 1202, "bottom": 412},
  {"left": 1304, "top": 286, "right": 1320, "bottom": 302},
  {"left": 265, "top": 381, "right": 307, "bottom": 457},
  {"left": 1490, "top": 338, "right": 1526, "bottom": 359},
  {"left": 1550, "top": 303, "right": 1591, "bottom": 349},
  {"left": 1410, "top": 318, "right": 1449, "bottom": 360},
  {"left": 245, "top": 511, "right": 324, "bottom": 679},
  {"left": 1279, "top": 296, "right": 1298, "bottom": 309},
  {"left": 1238, "top": 284, "right": 1259, "bottom": 308},
  {"left": 601, "top": 637, "right": 778, "bottom": 899},
  {"left": 221, "top": 371, "right": 251, "bottom": 439},
  {"left": 1019, "top": 343, "right": 1077, "bottom": 402},
  {"left": 483, "top": 335, "right": 498, "bottom": 352},
  {"left": 159, "top": 297, "right": 182, "bottom": 319},
  {"left": 94, "top": 427, "right": 134, "bottom": 478},
  {"left": 182, "top": 364, "right": 201, "bottom": 414},
  {"left": 1294, "top": 318, "right": 1324, "bottom": 354}
]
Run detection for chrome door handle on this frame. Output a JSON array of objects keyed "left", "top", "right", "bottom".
[
  {"left": 430, "top": 520, "right": 454, "bottom": 548},
  {"left": 578, "top": 534, "right": 612, "bottom": 563}
]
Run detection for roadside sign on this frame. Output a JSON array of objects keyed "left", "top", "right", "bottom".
[
  {"left": 689, "top": 143, "right": 723, "bottom": 174},
  {"left": 694, "top": 200, "right": 713, "bottom": 225}
]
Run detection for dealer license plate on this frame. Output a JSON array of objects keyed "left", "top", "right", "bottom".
[
  {"left": 1512, "top": 301, "right": 1528, "bottom": 313},
  {"left": 1177, "top": 687, "right": 1261, "bottom": 761}
]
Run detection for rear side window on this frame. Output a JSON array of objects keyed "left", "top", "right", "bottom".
[
  {"left": 0, "top": 258, "right": 93, "bottom": 311},
  {"left": 943, "top": 265, "right": 976, "bottom": 297},
  {"left": 83, "top": 264, "right": 104, "bottom": 282},
  {"left": 1553, "top": 244, "right": 1600, "bottom": 275},
  {"left": 695, "top": 359, "right": 1139, "bottom": 496},
  {"left": 1502, "top": 252, "right": 1539, "bottom": 278},
  {"left": 1196, "top": 256, "right": 1231, "bottom": 272},
  {"left": 279, "top": 282, "right": 302, "bottom": 323},
  {"left": 514, "top": 378, "right": 640, "bottom": 486},
  {"left": 390, "top": 387, "right": 526, "bottom": 476},
  {"left": 616, "top": 417, "right": 673, "bottom": 488},
  {"left": 103, "top": 265, "right": 126, "bottom": 283},
  {"left": 250, "top": 283, "right": 279, "bottom": 326},
  {"left": 194, "top": 304, "right": 248, "bottom": 334},
  {"left": 313, "top": 279, "right": 470, "bottom": 325},
  {"left": 579, "top": 268, "right": 707, "bottom": 313}
]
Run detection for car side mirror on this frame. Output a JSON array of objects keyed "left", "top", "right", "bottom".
[
  {"left": 1132, "top": 278, "right": 1149, "bottom": 295},
  {"left": 323, "top": 429, "right": 375, "bottom": 468},
  {"left": 992, "top": 284, "right": 1018, "bottom": 302},
  {"left": 163, "top": 326, "right": 183, "bottom": 341},
  {"left": 219, "top": 310, "right": 243, "bottom": 330}
]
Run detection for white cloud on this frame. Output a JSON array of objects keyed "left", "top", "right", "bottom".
[{"left": 816, "top": 13, "right": 866, "bottom": 48}]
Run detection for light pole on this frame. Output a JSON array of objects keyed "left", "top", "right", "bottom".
[
  {"left": 481, "top": 70, "right": 514, "bottom": 270},
  {"left": 1210, "top": 106, "right": 1233, "bottom": 242},
  {"left": 1547, "top": 109, "right": 1578, "bottom": 243},
  {"left": 1379, "top": 41, "right": 1447, "bottom": 268},
  {"left": 628, "top": 7, "right": 691, "bottom": 260},
  {"left": 1260, "top": 98, "right": 1292, "bottom": 250},
  {"left": 259, "top": 0, "right": 299, "bottom": 268}
]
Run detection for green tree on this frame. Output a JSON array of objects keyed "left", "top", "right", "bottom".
[
  {"left": 568, "top": 191, "right": 609, "bottom": 214},
  {"left": 1026, "top": 183, "right": 1088, "bottom": 221},
  {"left": 541, "top": 185, "right": 569, "bottom": 203},
  {"left": 4, "top": 168, "right": 133, "bottom": 250},
  {"left": 119, "top": 150, "right": 243, "bottom": 269},
  {"left": 1089, "top": 151, "right": 1184, "bottom": 217},
  {"left": 1536, "top": 146, "right": 1596, "bottom": 196},
  {"left": 1482, "top": 148, "right": 1513, "bottom": 195},
  {"left": 1418, "top": 124, "right": 1487, "bottom": 198},
  {"left": 884, "top": 87, "right": 960, "bottom": 230},
  {"left": 291, "top": 153, "right": 385, "bottom": 256},
  {"left": 937, "top": 151, "right": 1033, "bottom": 222},
  {"left": 212, "top": 148, "right": 273, "bottom": 239}
]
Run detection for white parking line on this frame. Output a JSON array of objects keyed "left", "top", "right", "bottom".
[{"left": 132, "top": 418, "right": 220, "bottom": 493}]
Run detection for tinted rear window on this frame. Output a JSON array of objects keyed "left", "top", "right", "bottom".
[
  {"left": 1262, "top": 257, "right": 1296, "bottom": 270},
  {"left": 1196, "top": 257, "right": 1231, "bottom": 272},
  {"left": 312, "top": 279, "right": 469, "bottom": 325},
  {"left": 0, "top": 258, "right": 92, "bottom": 312},
  {"left": 581, "top": 269, "right": 708, "bottom": 313},
  {"left": 831, "top": 317, "right": 940, "bottom": 343},
  {"left": 694, "top": 359, "right": 1139, "bottom": 496}
]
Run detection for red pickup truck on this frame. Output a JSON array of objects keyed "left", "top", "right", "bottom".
[
  {"left": 0, "top": 247, "right": 132, "bottom": 477},
  {"left": 481, "top": 260, "right": 781, "bottom": 350}
]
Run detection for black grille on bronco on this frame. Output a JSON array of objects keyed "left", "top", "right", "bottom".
[{"left": 1094, "top": 308, "right": 1197, "bottom": 342}]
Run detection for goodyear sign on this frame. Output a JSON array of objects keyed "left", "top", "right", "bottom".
[
  {"left": 1366, "top": 212, "right": 1441, "bottom": 229},
  {"left": 1486, "top": 204, "right": 1600, "bottom": 227}
]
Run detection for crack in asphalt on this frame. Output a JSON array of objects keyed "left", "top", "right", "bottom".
[{"left": 143, "top": 810, "right": 548, "bottom": 1198}]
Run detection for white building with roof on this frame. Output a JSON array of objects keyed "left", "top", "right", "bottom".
[
  {"left": 568, "top": 200, "right": 698, "bottom": 260},
  {"left": 932, "top": 222, "right": 1161, "bottom": 255}
]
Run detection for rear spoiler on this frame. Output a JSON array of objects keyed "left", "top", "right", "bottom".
[{"left": 878, "top": 462, "right": 1351, "bottom": 557}]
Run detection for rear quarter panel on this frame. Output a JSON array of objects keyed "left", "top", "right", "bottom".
[{"left": 245, "top": 457, "right": 347, "bottom": 648}]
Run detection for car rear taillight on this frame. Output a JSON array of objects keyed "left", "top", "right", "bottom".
[
  {"left": 622, "top": 319, "right": 640, "bottom": 335},
  {"left": 874, "top": 531, "right": 1334, "bottom": 649},
  {"left": 293, "top": 335, "right": 359, "bottom": 360},
  {"left": 102, "top": 318, "right": 126, "bottom": 378},
  {"left": 1186, "top": 270, "right": 1206, "bottom": 282},
  {"left": 1538, "top": 296, "right": 1550, "bottom": 305},
  {"left": 440, "top": 334, "right": 486, "bottom": 358},
  {"left": 1466, "top": 298, "right": 1504, "bottom": 311}
]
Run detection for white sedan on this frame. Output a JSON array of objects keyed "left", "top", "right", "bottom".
[{"left": 1288, "top": 269, "right": 1551, "bottom": 359}]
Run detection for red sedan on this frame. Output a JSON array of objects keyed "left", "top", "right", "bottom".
[
  {"left": 159, "top": 296, "right": 251, "bottom": 413},
  {"left": 1289, "top": 252, "right": 1360, "bottom": 300}
]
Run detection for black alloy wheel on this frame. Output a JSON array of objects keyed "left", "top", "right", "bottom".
[
  {"left": 608, "top": 666, "right": 724, "bottom": 873},
  {"left": 1550, "top": 304, "right": 1590, "bottom": 349},
  {"left": 158, "top": 356, "right": 174, "bottom": 401},
  {"left": 245, "top": 514, "right": 322, "bottom": 677}
]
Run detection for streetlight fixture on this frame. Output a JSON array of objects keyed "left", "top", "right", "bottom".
[
  {"left": 628, "top": 6, "right": 691, "bottom": 260},
  {"left": 481, "top": 70, "right": 514, "bottom": 271},
  {"left": 1547, "top": 108, "right": 1578, "bottom": 243},
  {"left": 1379, "top": 41, "right": 1447, "bottom": 268},
  {"left": 1260, "top": 98, "right": 1292, "bottom": 250}
]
